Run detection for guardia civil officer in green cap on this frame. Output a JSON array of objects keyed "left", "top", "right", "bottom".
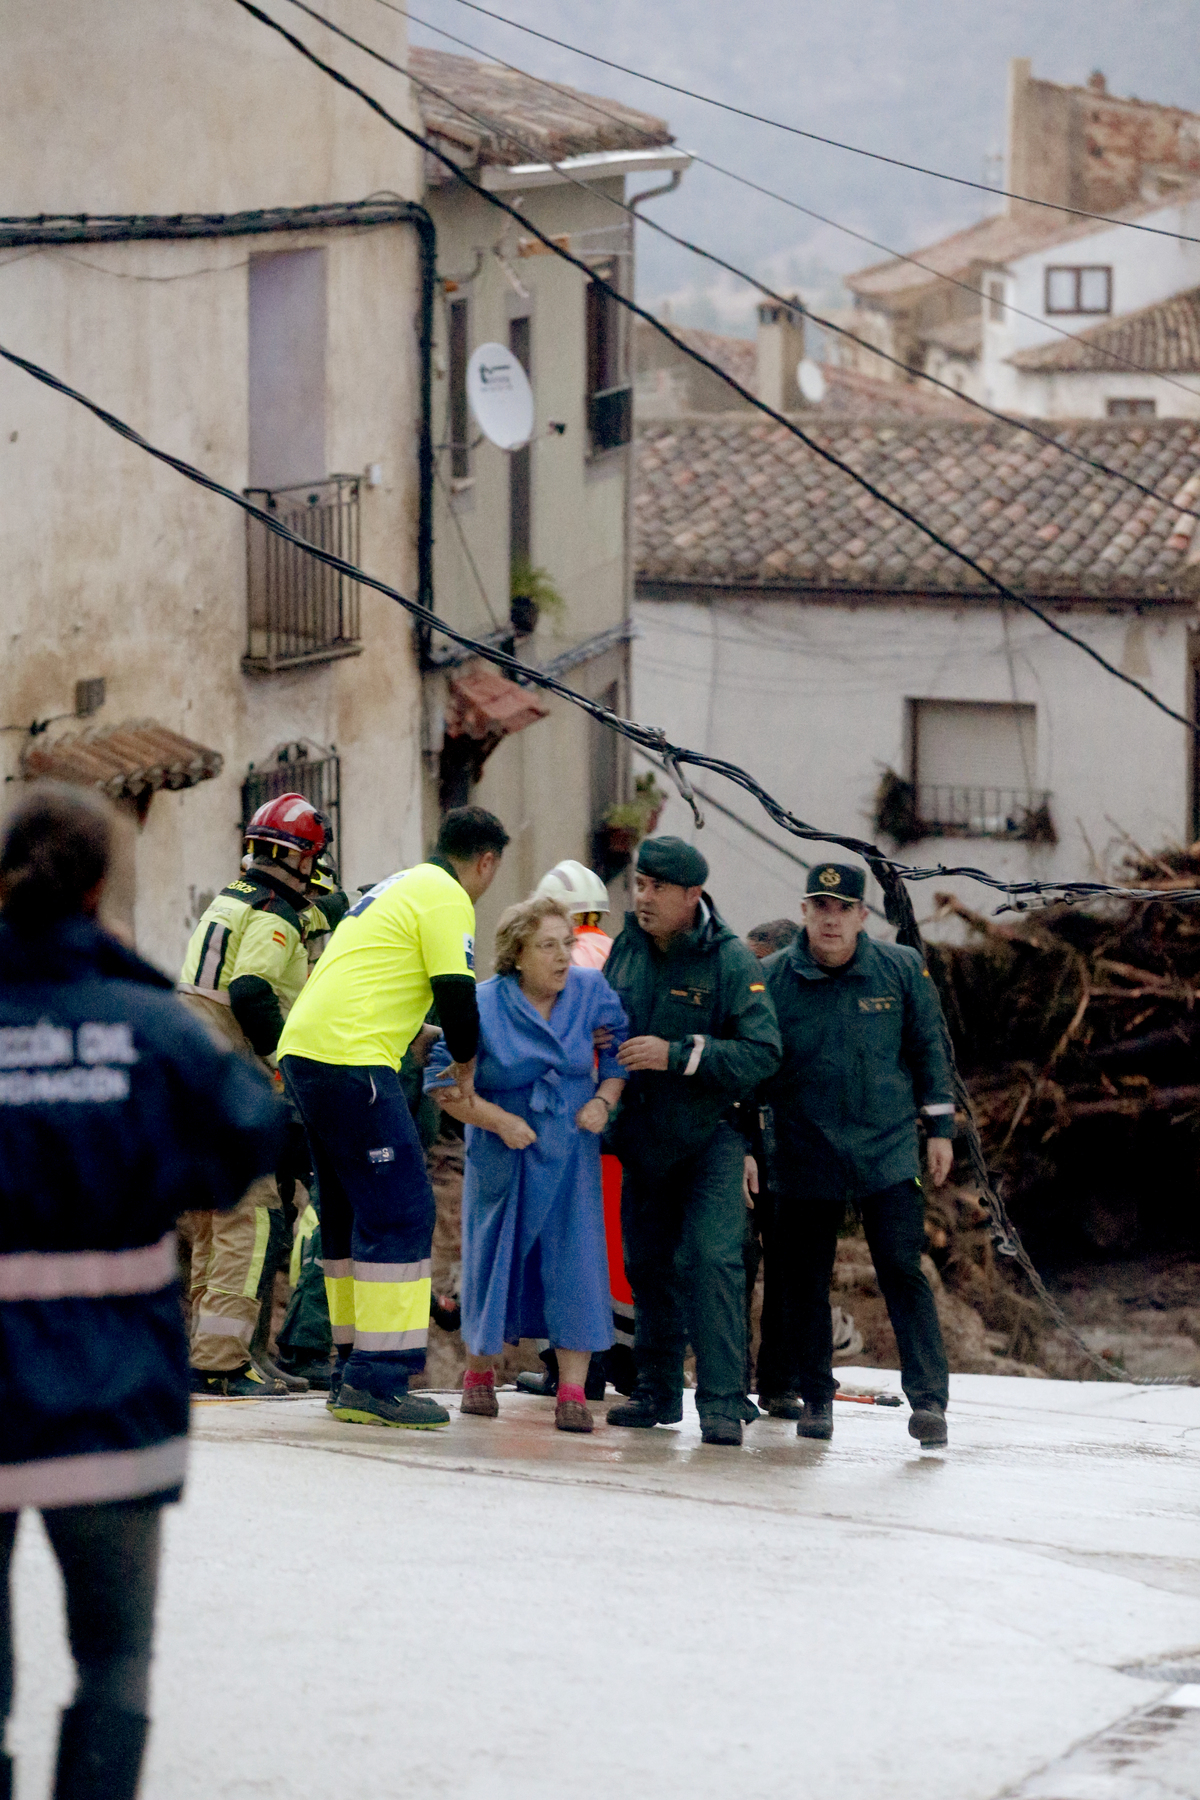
[
  {"left": 602, "top": 836, "right": 781, "bottom": 1446},
  {"left": 755, "top": 863, "right": 955, "bottom": 1447}
]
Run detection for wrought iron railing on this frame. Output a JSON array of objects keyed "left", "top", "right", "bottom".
[
  {"left": 243, "top": 476, "right": 362, "bottom": 672},
  {"left": 915, "top": 784, "right": 1056, "bottom": 843},
  {"left": 242, "top": 742, "right": 341, "bottom": 867}
]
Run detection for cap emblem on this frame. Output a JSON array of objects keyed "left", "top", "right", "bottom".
[{"left": 818, "top": 867, "right": 841, "bottom": 889}]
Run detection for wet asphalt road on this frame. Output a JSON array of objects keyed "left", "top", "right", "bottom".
[{"left": 9, "top": 1370, "right": 1200, "bottom": 1799}]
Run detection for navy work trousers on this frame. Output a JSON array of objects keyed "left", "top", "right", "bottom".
[
  {"left": 620, "top": 1122, "right": 748, "bottom": 1424},
  {"left": 280, "top": 1058, "right": 435, "bottom": 1398},
  {"left": 757, "top": 1179, "right": 949, "bottom": 1411}
]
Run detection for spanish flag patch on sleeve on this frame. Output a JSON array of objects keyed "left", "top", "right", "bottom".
[
  {"left": 749, "top": 983, "right": 765, "bottom": 992},
  {"left": 272, "top": 930, "right": 287, "bottom": 946}
]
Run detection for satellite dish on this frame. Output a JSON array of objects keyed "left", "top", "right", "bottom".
[
  {"left": 467, "top": 343, "right": 534, "bottom": 450},
  {"left": 797, "top": 358, "right": 827, "bottom": 405}
]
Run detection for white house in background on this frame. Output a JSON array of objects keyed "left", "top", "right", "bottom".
[
  {"left": 632, "top": 413, "right": 1200, "bottom": 938},
  {"left": 1000, "top": 286, "right": 1200, "bottom": 420},
  {"left": 0, "top": 0, "right": 429, "bottom": 970},
  {"left": 845, "top": 60, "right": 1200, "bottom": 418},
  {"left": 414, "top": 49, "right": 689, "bottom": 953}
]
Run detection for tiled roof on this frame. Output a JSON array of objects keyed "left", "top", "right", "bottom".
[
  {"left": 1010, "top": 287, "right": 1200, "bottom": 373},
  {"left": 22, "top": 722, "right": 223, "bottom": 801},
  {"left": 634, "top": 416, "right": 1200, "bottom": 598},
  {"left": 411, "top": 47, "right": 671, "bottom": 169},
  {"left": 635, "top": 320, "right": 971, "bottom": 418},
  {"left": 846, "top": 186, "right": 1200, "bottom": 302}
]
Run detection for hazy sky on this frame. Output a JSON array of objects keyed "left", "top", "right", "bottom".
[{"left": 404, "top": 0, "right": 1200, "bottom": 331}]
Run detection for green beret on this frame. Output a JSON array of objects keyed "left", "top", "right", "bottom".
[
  {"left": 636, "top": 835, "right": 709, "bottom": 888},
  {"left": 805, "top": 862, "right": 866, "bottom": 902}
]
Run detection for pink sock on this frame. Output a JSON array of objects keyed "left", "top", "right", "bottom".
[
  {"left": 557, "top": 1382, "right": 586, "bottom": 1406},
  {"left": 463, "top": 1369, "right": 494, "bottom": 1389}
]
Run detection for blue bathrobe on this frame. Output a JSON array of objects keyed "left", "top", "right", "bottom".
[{"left": 425, "top": 966, "right": 628, "bottom": 1355}]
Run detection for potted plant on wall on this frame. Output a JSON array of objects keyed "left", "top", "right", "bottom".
[
  {"left": 596, "top": 772, "right": 668, "bottom": 877},
  {"left": 510, "top": 559, "right": 567, "bottom": 636}
]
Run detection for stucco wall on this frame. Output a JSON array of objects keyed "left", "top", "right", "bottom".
[
  {"left": 0, "top": 0, "right": 429, "bottom": 974},
  {"left": 632, "top": 593, "right": 1197, "bottom": 938},
  {"left": 425, "top": 175, "right": 634, "bottom": 966}
]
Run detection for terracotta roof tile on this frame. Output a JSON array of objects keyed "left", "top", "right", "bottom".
[
  {"left": 1010, "top": 286, "right": 1200, "bottom": 373},
  {"left": 21, "top": 722, "right": 222, "bottom": 801},
  {"left": 634, "top": 416, "right": 1200, "bottom": 598},
  {"left": 411, "top": 47, "right": 671, "bottom": 169}
]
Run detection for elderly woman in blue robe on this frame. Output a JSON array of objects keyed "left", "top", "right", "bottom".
[{"left": 425, "top": 894, "right": 628, "bottom": 1432}]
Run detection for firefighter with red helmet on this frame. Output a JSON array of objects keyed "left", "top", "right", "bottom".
[{"left": 177, "top": 792, "right": 326, "bottom": 1397}]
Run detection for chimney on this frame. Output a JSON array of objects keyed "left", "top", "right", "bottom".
[
  {"left": 1004, "top": 57, "right": 1033, "bottom": 214},
  {"left": 1087, "top": 70, "right": 1107, "bottom": 94},
  {"left": 755, "top": 298, "right": 805, "bottom": 412}
]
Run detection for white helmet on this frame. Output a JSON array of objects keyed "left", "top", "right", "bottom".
[{"left": 534, "top": 860, "right": 610, "bottom": 916}]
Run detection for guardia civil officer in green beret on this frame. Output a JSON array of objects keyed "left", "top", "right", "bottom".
[
  {"left": 755, "top": 863, "right": 955, "bottom": 1448},
  {"left": 603, "top": 837, "right": 781, "bottom": 1446}
]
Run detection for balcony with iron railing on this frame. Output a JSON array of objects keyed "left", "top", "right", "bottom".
[
  {"left": 916, "top": 784, "right": 1057, "bottom": 844},
  {"left": 243, "top": 476, "right": 362, "bottom": 673}
]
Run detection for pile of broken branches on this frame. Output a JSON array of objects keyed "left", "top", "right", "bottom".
[{"left": 927, "top": 848, "right": 1200, "bottom": 1260}]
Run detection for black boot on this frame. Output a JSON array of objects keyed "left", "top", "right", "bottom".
[
  {"left": 797, "top": 1400, "right": 834, "bottom": 1440},
  {"left": 54, "top": 1704, "right": 148, "bottom": 1800},
  {"left": 606, "top": 1387, "right": 683, "bottom": 1428}
]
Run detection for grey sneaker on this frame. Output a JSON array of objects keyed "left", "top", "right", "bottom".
[
  {"left": 796, "top": 1400, "right": 834, "bottom": 1440},
  {"left": 329, "top": 1383, "right": 451, "bottom": 1429},
  {"left": 908, "top": 1402, "right": 948, "bottom": 1447}
]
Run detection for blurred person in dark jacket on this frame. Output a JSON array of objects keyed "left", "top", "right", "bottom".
[{"left": 0, "top": 785, "right": 284, "bottom": 1800}]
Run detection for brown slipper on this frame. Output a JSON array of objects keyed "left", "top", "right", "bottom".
[
  {"left": 555, "top": 1398, "right": 594, "bottom": 1433},
  {"left": 460, "top": 1383, "right": 499, "bottom": 1418}
]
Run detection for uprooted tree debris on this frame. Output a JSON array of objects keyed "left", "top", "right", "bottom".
[{"left": 908, "top": 847, "right": 1200, "bottom": 1381}]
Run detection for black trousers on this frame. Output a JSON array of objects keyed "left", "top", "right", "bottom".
[
  {"left": 621, "top": 1123, "right": 748, "bottom": 1423},
  {"left": 757, "top": 1179, "right": 949, "bottom": 1411},
  {"left": 0, "top": 1497, "right": 162, "bottom": 1734}
]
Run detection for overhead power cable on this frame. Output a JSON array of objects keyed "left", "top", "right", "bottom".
[
  {"left": 7, "top": 338, "right": 1183, "bottom": 1382},
  {"left": 435, "top": 0, "right": 1200, "bottom": 249},
  {"left": 246, "top": 0, "right": 1200, "bottom": 736},
  {"left": 379, "top": 3, "right": 1200, "bottom": 522},
  {"left": 397, "top": 0, "right": 1200, "bottom": 402},
  {"left": 311, "top": 0, "right": 1200, "bottom": 531},
  {"left": 8, "top": 331, "right": 1200, "bottom": 924}
]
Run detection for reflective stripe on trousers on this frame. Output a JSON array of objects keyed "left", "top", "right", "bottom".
[{"left": 186, "top": 1177, "right": 280, "bottom": 1372}]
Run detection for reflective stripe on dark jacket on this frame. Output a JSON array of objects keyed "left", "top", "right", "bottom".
[
  {"left": 0, "top": 917, "right": 286, "bottom": 1510},
  {"left": 603, "top": 899, "right": 781, "bottom": 1175},
  {"left": 758, "top": 930, "right": 955, "bottom": 1202}
]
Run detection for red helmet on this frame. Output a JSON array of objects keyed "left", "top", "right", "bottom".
[{"left": 244, "top": 793, "right": 328, "bottom": 857}]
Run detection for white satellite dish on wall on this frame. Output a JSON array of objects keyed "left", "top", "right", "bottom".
[
  {"left": 797, "top": 358, "right": 827, "bottom": 405},
  {"left": 467, "top": 342, "right": 534, "bottom": 450}
]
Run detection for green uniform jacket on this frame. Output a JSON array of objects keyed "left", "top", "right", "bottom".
[
  {"left": 603, "top": 900, "right": 782, "bottom": 1176},
  {"left": 758, "top": 930, "right": 955, "bottom": 1202}
]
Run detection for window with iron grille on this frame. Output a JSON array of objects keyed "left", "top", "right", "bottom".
[
  {"left": 586, "top": 259, "right": 632, "bottom": 454},
  {"left": 909, "top": 699, "right": 1054, "bottom": 841},
  {"left": 242, "top": 742, "right": 341, "bottom": 868},
  {"left": 243, "top": 476, "right": 362, "bottom": 673}
]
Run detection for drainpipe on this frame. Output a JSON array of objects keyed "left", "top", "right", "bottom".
[{"left": 406, "top": 204, "right": 437, "bottom": 666}]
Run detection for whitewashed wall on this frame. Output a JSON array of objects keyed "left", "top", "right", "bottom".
[
  {"left": 0, "top": 0, "right": 428, "bottom": 974},
  {"left": 632, "top": 594, "right": 1198, "bottom": 939}
]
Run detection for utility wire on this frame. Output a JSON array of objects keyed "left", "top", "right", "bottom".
[
  {"left": 397, "top": 0, "right": 1200, "bottom": 402},
  {"left": 9, "top": 330, "right": 1200, "bottom": 918},
  {"left": 314, "top": 0, "right": 1200, "bottom": 530},
  {"left": 252, "top": 0, "right": 1200, "bottom": 725},
  {"left": 8, "top": 341, "right": 1187, "bottom": 1382},
  {"left": 437, "top": 0, "right": 1200, "bottom": 249}
]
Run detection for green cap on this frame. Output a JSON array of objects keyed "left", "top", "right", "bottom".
[
  {"left": 806, "top": 862, "right": 866, "bottom": 903},
  {"left": 637, "top": 835, "right": 708, "bottom": 888}
]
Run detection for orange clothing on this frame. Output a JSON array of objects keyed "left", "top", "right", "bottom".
[{"left": 571, "top": 925, "right": 613, "bottom": 970}]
